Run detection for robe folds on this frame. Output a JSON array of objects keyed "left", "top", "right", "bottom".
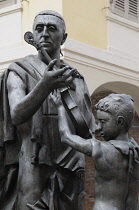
[{"left": 0, "top": 55, "right": 95, "bottom": 210}]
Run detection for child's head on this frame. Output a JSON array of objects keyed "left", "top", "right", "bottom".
[{"left": 95, "top": 94, "right": 135, "bottom": 140}]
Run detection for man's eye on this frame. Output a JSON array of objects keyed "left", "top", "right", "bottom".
[
  {"left": 48, "top": 26, "right": 56, "bottom": 31},
  {"left": 36, "top": 26, "right": 43, "bottom": 31},
  {"left": 100, "top": 120, "right": 105, "bottom": 123}
]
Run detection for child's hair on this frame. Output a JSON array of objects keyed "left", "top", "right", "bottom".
[{"left": 95, "top": 94, "right": 135, "bottom": 132}]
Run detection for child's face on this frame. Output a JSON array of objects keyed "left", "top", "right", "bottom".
[{"left": 96, "top": 110, "right": 119, "bottom": 141}]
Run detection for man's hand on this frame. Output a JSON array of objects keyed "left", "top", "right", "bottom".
[
  {"left": 7, "top": 59, "right": 76, "bottom": 126},
  {"left": 42, "top": 59, "right": 76, "bottom": 91},
  {"left": 49, "top": 90, "right": 62, "bottom": 108}
]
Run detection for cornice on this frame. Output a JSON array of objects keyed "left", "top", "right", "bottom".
[
  {"left": 0, "top": 38, "right": 139, "bottom": 82},
  {"left": 62, "top": 39, "right": 139, "bottom": 82},
  {"left": 0, "top": 3, "right": 22, "bottom": 17},
  {"left": 107, "top": 11, "right": 139, "bottom": 32}
]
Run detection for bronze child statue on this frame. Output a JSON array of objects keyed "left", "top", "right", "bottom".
[{"left": 51, "top": 92, "right": 139, "bottom": 210}]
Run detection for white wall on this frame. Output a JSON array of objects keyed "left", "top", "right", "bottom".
[
  {"left": 0, "top": 1, "right": 22, "bottom": 50},
  {"left": 107, "top": 11, "right": 139, "bottom": 59},
  {"left": 0, "top": 0, "right": 36, "bottom": 73}
]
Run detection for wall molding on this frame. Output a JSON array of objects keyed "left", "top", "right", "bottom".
[
  {"left": 1, "top": 38, "right": 139, "bottom": 83},
  {"left": 0, "top": 45, "right": 36, "bottom": 73},
  {"left": 62, "top": 39, "right": 139, "bottom": 82},
  {"left": 0, "top": 1, "right": 22, "bottom": 17},
  {"left": 107, "top": 11, "right": 139, "bottom": 32}
]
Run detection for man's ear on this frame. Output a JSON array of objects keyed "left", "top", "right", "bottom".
[
  {"left": 61, "top": 33, "right": 68, "bottom": 45},
  {"left": 117, "top": 116, "right": 125, "bottom": 127}
]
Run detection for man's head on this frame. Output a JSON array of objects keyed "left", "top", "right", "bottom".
[
  {"left": 95, "top": 94, "right": 135, "bottom": 141},
  {"left": 33, "top": 10, "right": 66, "bottom": 32},
  {"left": 33, "top": 10, "right": 67, "bottom": 55}
]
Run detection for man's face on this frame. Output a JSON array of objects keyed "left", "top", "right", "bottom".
[
  {"left": 96, "top": 110, "right": 120, "bottom": 141},
  {"left": 33, "top": 15, "right": 66, "bottom": 54}
]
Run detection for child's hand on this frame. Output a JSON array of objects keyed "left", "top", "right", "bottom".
[{"left": 49, "top": 90, "right": 62, "bottom": 107}]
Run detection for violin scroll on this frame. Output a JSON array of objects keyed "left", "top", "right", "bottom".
[
  {"left": 24, "top": 31, "right": 40, "bottom": 50},
  {"left": 24, "top": 31, "right": 51, "bottom": 64}
]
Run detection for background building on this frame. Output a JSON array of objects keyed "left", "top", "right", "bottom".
[{"left": 0, "top": 0, "right": 139, "bottom": 209}]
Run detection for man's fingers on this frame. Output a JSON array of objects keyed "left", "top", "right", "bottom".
[
  {"left": 49, "top": 93, "right": 55, "bottom": 102},
  {"left": 55, "top": 89, "right": 61, "bottom": 97},
  {"left": 53, "top": 66, "right": 69, "bottom": 76},
  {"left": 64, "top": 76, "right": 75, "bottom": 85},
  {"left": 57, "top": 69, "right": 76, "bottom": 82},
  {"left": 53, "top": 65, "right": 76, "bottom": 77},
  {"left": 47, "top": 59, "right": 57, "bottom": 71},
  {"left": 49, "top": 90, "right": 62, "bottom": 106}
]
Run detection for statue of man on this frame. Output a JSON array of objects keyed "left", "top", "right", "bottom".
[
  {"left": 0, "top": 10, "right": 95, "bottom": 210},
  {"left": 51, "top": 92, "right": 139, "bottom": 210}
]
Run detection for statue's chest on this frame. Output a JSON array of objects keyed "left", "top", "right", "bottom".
[
  {"left": 94, "top": 149, "right": 128, "bottom": 182},
  {"left": 94, "top": 145, "right": 128, "bottom": 173}
]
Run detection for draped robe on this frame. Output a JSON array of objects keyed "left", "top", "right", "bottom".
[{"left": 0, "top": 55, "right": 95, "bottom": 210}]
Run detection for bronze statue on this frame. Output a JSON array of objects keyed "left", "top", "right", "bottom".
[
  {"left": 50, "top": 92, "right": 139, "bottom": 210},
  {"left": 0, "top": 10, "right": 95, "bottom": 210}
]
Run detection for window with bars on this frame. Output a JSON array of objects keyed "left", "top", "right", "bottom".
[
  {"left": 0, "top": 0, "right": 17, "bottom": 9},
  {"left": 110, "top": 0, "right": 139, "bottom": 23}
]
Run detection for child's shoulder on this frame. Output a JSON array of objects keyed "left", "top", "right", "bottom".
[
  {"left": 109, "top": 138, "right": 139, "bottom": 157},
  {"left": 90, "top": 139, "right": 116, "bottom": 160},
  {"left": 109, "top": 140, "right": 130, "bottom": 155}
]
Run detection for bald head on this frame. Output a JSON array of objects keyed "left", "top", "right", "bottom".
[{"left": 35, "top": 10, "right": 65, "bottom": 21}]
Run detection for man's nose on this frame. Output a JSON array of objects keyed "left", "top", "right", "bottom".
[{"left": 42, "top": 26, "right": 49, "bottom": 37}]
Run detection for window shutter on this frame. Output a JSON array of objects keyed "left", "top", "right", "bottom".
[
  {"left": 127, "top": 0, "right": 138, "bottom": 22},
  {"left": 111, "top": 0, "right": 139, "bottom": 23},
  {"left": 112, "top": 0, "right": 125, "bottom": 18}
]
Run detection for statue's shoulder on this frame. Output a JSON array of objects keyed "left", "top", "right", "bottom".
[
  {"left": 9, "top": 54, "right": 36, "bottom": 69},
  {"left": 109, "top": 140, "right": 130, "bottom": 155},
  {"left": 109, "top": 138, "right": 139, "bottom": 159},
  {"left": 20, "top": 54, "right": 37, "bottom": 64},
  {"left": 7, "top": 54, "right": 38, "bottom": 80}
]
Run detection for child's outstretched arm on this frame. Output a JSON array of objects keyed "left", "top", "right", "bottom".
[{"left": 50, "top": 91, "right": 93, "bottom": 156}]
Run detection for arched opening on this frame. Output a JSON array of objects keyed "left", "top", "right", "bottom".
[{"left": 93, "top": 81, "right": 139, "bottom": 115}]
